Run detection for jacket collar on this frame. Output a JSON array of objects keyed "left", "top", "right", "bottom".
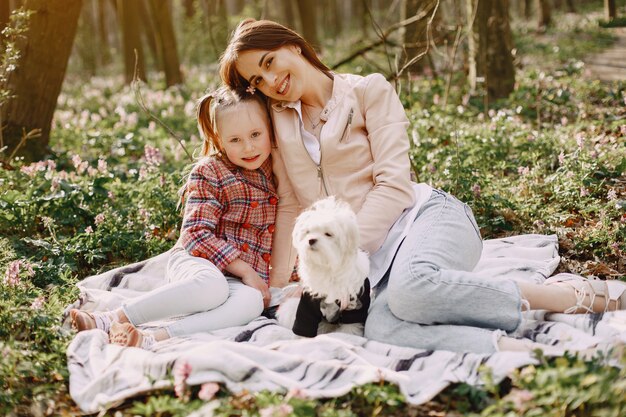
[{"left": 270, "top": 73, "right": 349, "bottom": 121}]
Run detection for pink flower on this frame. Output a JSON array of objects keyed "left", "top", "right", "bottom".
[
  {"left": 138, "top": 166, "right": 149, "bottom": 181},
  {"left": 285, "top": 387, "right": 308, "bottom": 400},
  {"left": 198, "top": 382, "right": 219, "bottom": 401},
  {"left": 246, "top": 85, "right": 256, "bottom": 95},
  {"left": 144, "top": 145, "right": 164, "bottom": 166},
  {"left": 517, "top": 166, "right": 530, "bottom": 176},
  {"left": 259, "top": 404, "right": 293, "bottom": 417},
  {"left": 575, "top": 132, "right": 585, "bottom": 149},
  {"left": 85, "top": 226, "right": 94, "bottom": 235},
  {"left": 471, "top": 184, "right": 481, "bottom": 198},
  {"left": 173, "top": 360, "right": 193, "bottom": 399},
  {"left": 580, "top": 187, "right": 589, "bottom": 197},
  {"left": 107, "top": 191, "right": 115, "bottom": 200},
  {"left": 94, "top": 213, "right": 105, "bottom": 226},
  {"left": 30, "top": 296, "right": 45, "bottom": 310},
  {"left": 558, "top": 152, "right": 566, "bottom": 165},
  {"left": 71, "top": 155, "right": 88, "bottom": 174},
  {"left": 97, "top": 158, "right": 108, "bottom": 173},
  {"left": 3, "top": 260, "right": 34, "bottom": 287},
  {"left": 607, "top": 189, "right": 618, "bottom": 201}
]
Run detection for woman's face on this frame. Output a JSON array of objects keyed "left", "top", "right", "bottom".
[{"left": 235, "top": 45, "right": 310, "bottom": 102}]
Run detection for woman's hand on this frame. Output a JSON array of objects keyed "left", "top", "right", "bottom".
[{"left": 241, "top": 270, "right": 271, "bottom": 308}]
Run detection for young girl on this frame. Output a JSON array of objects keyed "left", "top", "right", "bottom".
[{"left": 70, "top": 86, "right": 278, "bottom": 349}]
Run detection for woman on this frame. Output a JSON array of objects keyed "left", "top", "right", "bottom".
[{"left": 219, "top": 18, "right": 626, "bottom": 353}]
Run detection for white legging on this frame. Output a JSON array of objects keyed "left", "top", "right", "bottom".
[{"left": 122, "top": 248, "right": 264, "bottom": 337}]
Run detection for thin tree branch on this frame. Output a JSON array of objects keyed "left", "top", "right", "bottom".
[
  {"left": 331, "top": 8, "right": 432, "bottom": 71},
  {"left": 390, "top": 0, "right": 441, "bottom": 82},
  {"left": 131, "top": 49, "right": 192, "bottom": 161}
]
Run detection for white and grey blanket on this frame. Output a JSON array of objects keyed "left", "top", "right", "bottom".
[{"left": 65, "top": 234, "right": 626, "bottom": 414}]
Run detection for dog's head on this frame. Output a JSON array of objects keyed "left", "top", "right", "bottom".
[{"left": 292, "top": 197, "right": 359, "bottom": 270}]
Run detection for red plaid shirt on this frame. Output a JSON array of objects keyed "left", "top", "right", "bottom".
[{"left": 179, "top": 156, "right": 277, "bottom": 283}]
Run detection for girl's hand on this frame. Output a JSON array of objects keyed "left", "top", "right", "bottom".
[
  {"left": 225, "top": 258, "right": 270, "bottom": 307},
  {"left": 241, "top": 271, "right": 271, "bottom": 308}
]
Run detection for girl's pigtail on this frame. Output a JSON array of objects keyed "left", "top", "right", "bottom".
[{"left": 196, "top": 92, "right": 222, "bottom": 157}]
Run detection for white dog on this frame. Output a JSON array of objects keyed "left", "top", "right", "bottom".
[{"left": 277, "top": 196, "right": 370, "bottom": 337}]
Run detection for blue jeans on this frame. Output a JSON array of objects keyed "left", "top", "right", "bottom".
[{"left": 364, "top": 189, "right": 523, "bottom": 353}]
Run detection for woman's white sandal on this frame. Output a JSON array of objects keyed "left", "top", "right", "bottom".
[
  {"left": 545, "top": 274, "right": 626, "bottom": 314},
  {"left": 109, "top": 322, "right": 156, "bottom": 349}
]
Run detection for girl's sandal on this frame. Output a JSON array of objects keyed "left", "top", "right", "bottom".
[
  {"left": 109, "top": 322, "right": 155, "bottom": 349},
  {"left": 70, "top": 309, "right": 118, "bottom": 333},
  {"left": 545, "top": 274, "right": 626, "bottom": 314}
]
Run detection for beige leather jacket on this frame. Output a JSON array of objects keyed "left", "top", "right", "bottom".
[{"left": 269, "top": 73, "right": 415, "bottom": 286}]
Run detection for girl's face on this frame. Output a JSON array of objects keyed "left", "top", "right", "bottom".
[
  {"left": 217, "top": 100, "right": 272, "bottom": 170},
  {"left": 235, "top": 45, "right": 309, "bottom": 102}
]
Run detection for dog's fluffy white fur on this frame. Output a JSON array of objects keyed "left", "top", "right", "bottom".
[{"left": 277, "top": 196, "right": 369, "bottom": 335}]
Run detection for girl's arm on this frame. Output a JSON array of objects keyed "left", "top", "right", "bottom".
[
  {"left": 356, "top": 73, "right": 415, "bottom": 254},
  {"left": 179, "top": 162, "right": 242, "bottom": 271}
]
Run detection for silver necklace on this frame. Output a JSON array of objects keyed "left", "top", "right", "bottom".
[{"left": 303, "top": 106, "right": 323, "bottom": 130}]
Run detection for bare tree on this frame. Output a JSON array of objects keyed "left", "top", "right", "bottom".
[
  {"left": 281, "top": 0, "right": 296, "bottom": 29},
  {"left": 537, "top": 0, "right": 551, "bottom": 29},
  {"left": 97, "top": 0, "right": 112, "bottom": 66},
  {"left": 118, "top": 0, "right": 146, "bottom": 83},
  {"left": 1, "top": 0, "right": 82, "bottom": 161},
  {"left": 0, "top": 1, "right": 10, "bottom": 33},
  {"left": 296, "top": 0, "right": 319, "bottom": 49},
  {"left": 467, "top": 0, "right": 515, "bottom": 102},
  {"left": 148, "top": 0, "right": 183, "bottom": 86},
  {"left": 604, "top": 0, "right": 616, "bottom": 21}
]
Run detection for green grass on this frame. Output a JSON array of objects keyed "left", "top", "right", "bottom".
[{"left": 1, "top": 5, "right": 625, "bottom": 417}]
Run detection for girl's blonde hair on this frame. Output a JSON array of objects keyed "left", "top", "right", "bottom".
[{"left": 196, "top": 85, "right": 269, "bottom": 157}]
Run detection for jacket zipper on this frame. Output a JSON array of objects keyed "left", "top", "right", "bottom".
[
  {"left": 339, "top": 108, "right": 354, "bottom": 142},
  {"left": 298, "top": 114, "right": 330, "bottom": 196}
]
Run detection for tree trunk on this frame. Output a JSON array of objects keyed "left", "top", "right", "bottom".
[
  {"left": 148, "top": 0, "right": 183, "bottom": 87},
  {"left": 0, "top": 0, "right": 10, "bottom": 33},
  {"left": 537, "top": 0, "right": 551, "bottom": 29},
  {"left": 118, "top": 0, "right": 146, "bottom": 83},
  {"left": 97, "top": 0, "right": 112, "bottom": 66},
  {"left": 604, "top": 0, "right": 616, "bottom": 21},
  {"left": 1, "top": 0, "right": 82, "bottom": 161},
  {"left": 524, "top": 0, "right": 532, "bottom": 19},
  {"left": 468, "top": 0, "right": 515, "bottom": 102},
  {"left": 183, "top": 0, "right": 195, "bottom": 18},
  {"left": 566, "top": 0, "right": 575, "bottom": 13},
  {"left": 296, "top": 0, "right": 319, "bottom": 49},
  {"left": 78, "top": 0, "right": 98, "bottom": 76},
  {"left": 138, "top": 0, "right": 160, "bottom": 69},
  {"left": 281, "top": 0, "right": 296, "bottom": 29}
]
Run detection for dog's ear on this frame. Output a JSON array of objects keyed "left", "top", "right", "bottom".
[{"left": 335, "top": 208, "right": 359, "bottom": 253}]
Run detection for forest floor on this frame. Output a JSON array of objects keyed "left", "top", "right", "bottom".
[
  {"left": 584, "top": 27, "right": 626, "bottom": 81},
  {"left": 1, "top": 7, "right": 625, "bottom": 417}
]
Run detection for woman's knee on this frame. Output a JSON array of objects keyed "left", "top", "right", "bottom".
[{"left": 386, "top": 262, "right": 441, "bottom": 321}]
